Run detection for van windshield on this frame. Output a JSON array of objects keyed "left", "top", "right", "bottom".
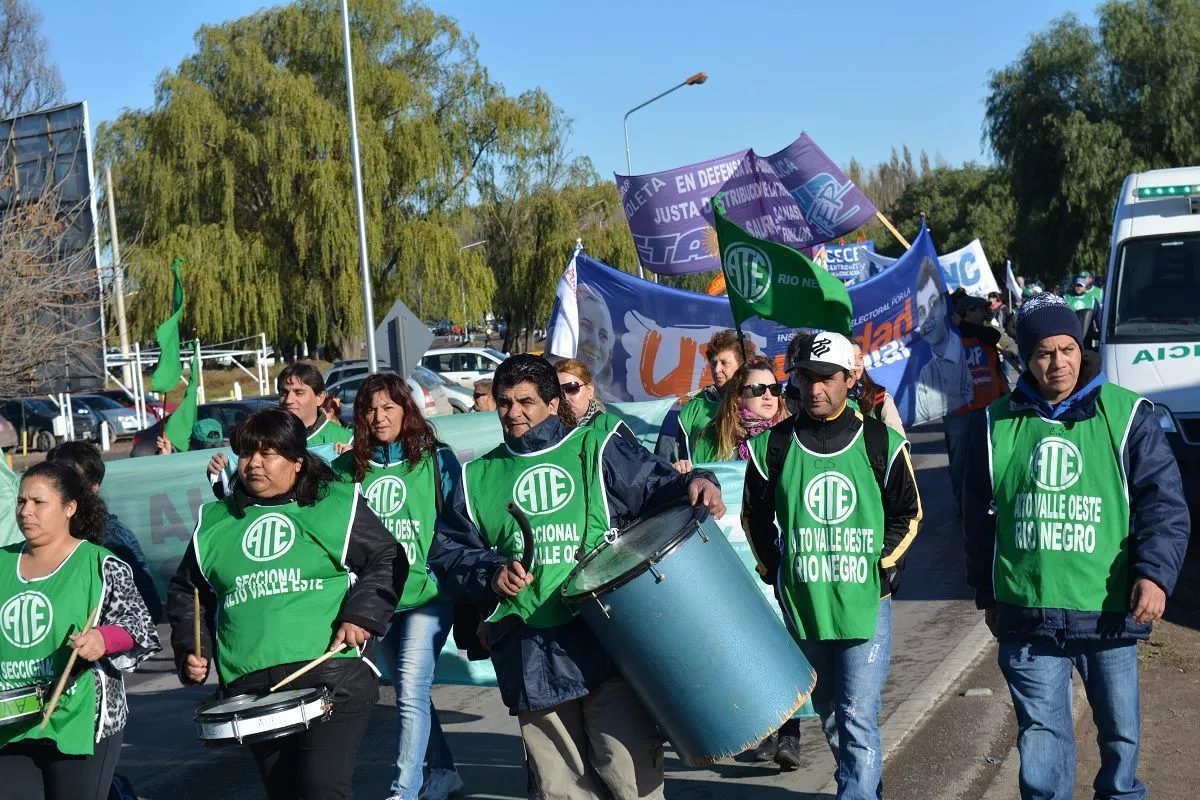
[{"left": 1110, "top": 234, "right": 1200, "bottom": 341}]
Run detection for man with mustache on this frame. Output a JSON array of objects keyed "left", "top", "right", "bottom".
[{"left": 963, "top": 293, "right": 1190, "bottom": 800}]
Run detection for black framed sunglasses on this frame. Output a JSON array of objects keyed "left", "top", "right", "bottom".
[
  {"left": 472, "top": 392, "right": 489, "bottom": 400},
  {"left": 741, "top": 382, "right": 784, "bottom": 399},
  {"left": 560, "top": 381, "right": 585, "bottom": 395}
]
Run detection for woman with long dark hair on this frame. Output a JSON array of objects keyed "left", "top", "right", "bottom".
[
  {"left": 167, "top": 407, "right": 404, "bottom": 799},
  {"left": 330, "top": 372, "right": 465, "bottom": 800},
  {"left": 678, "top": 355, "right": 788, "bottom": 467},
  {"left": 0, "top": 462, "right": 159, "bottom": 800}
]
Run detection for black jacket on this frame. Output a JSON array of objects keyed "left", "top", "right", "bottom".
[
  {"left": 742, "top": 406, "right": 923, "bottom": 597},
  {"left": 427, "top": 415, "right": 717, "bottom": 714},
  {"left": 167, "top": 483, "right": 406, "bottom": 712},
  {"left": 962, "top": 352, "right": 1191, "bottom": 641}
]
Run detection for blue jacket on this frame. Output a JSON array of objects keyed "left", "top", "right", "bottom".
[
  {"left": 963, "top": 354, "right": 1191, "bottom": 641},
  {"left": 427, "top": 415, "right": 717, "bottom": 714}
]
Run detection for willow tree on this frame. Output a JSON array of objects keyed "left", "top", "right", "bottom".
[{"left": 99, "top": 0, "right": 554, "bottom": 355}]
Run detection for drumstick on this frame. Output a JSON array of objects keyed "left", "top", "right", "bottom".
[
  {"left": 193, "top": 587, "right": 202, "bottom": 659},
  {"left": 505, "top": 502, "right": 536, "bottom": 572},
  {"left": 40, "top": 606, "right": 98, "bottom": 729},
  {"left": 269, "top": 643, "right": 350, "bottom": 693}
]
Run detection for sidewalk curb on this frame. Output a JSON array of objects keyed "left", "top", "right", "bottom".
[{"left": 820, "top": 615, "right": 995, "bottom": 795}]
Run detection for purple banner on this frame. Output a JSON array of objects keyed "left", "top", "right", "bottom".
[{"left": 615, "top": 133, "right": 877, "bottom": 276}]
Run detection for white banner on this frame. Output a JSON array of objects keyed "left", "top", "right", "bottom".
[{"left": 867, "top": 238, "right": 1000, "bottom": 299}]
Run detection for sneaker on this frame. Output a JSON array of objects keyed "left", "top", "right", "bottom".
[
  {"left": 420, "top": 768, "right": 464, "bottom": 800},
  {"left": 752, "top": 732, "right": 779, "bottom": 762},
  {"left": 775, "top": 734, "right": 801, "bottom": 771}
]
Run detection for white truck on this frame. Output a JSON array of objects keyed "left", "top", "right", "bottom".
[{"left": 1101, "top": 167, "right": 1200, "bottom": 498}]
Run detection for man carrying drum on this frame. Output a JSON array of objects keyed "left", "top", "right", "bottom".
[
  {"left": 429, "top": 354, "right": 724, "bottom": 800},
  {"left": 167, "top": 407, "right": 404, "bottom": 799},
  {"left": 743, "top": 331, "right": 922, "bottom": 798}
]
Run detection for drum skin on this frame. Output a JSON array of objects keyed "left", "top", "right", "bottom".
[{"left": 563, "top": 509, "right": 815, "bottom": 766}]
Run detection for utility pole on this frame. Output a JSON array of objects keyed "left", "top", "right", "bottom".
[{"left": 105, "top": 167, "right": 132, "bottom": 386}]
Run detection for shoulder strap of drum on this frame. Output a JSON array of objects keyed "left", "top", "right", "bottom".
[{"left": 433, "top": 446, "right": 445, "bottom": 516}]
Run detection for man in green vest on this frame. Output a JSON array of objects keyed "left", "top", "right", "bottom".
[
  {"left": 743, "top": 331, "right": 923, "bottom": 792},
  {"left": 675, "top": 330, "right": 756, "bottom": 461},
  {"left": 1065, "top": 275, "right": 1099, "bottom": 313},
  {"left": 429, "top": 354, "right": 724, "bottom": 800},
  {"left": 964, "top": 293, "right": 1190, "bottom": 800}
]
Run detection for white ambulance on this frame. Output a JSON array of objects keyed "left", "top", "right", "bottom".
[{"left": 1102, "top": 167, "right": 1200, "bottom": 495}]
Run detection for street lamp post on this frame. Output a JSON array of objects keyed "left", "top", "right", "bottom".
[
  {"left": 623, "top": 72, "right": 708, "bottom": 281},
  {"left": 460, "top": 240, "right": 486, "bottom": 343}
]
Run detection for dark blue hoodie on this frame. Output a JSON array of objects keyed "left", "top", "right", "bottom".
[{"left": 962, "top": 352, "right": 1191, "bottom": 641}]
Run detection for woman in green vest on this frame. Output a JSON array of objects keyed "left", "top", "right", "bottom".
[
  {"left": 554, "top": 358, "right": 637, "bottom": 442},
  {"left": 678, "top": 355, "right": 787, "bottom": 468},
  {"left": 167, "top": 407, "right": 404, "bottom": 800},
  {"left": 330, "top": 372, "right": 464, "bottom": 800},
  {"left": 0, "top": 461, "right": 159, "bottom": 800}
]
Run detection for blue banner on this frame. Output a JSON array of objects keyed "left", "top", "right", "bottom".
[
  {"left": 554, "top": 225, "right": 970, "bottom": 427},
  {"left": 815, "top": 241, "right": 876, "bottom": 283}
]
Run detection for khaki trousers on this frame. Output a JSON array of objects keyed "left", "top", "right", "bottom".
[{"left": 518, "top": 677, "right": 665, "bottom": 800}]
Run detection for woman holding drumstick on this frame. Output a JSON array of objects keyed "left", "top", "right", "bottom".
[
  {"left": 331, "top": 372, "right": 464, "bottom": 800},
  {"left": 0, "top": 461, "right": 159, "bottom": 800},
  {"left": 167, "top": 407, "right": 404, "bottom": 799}
]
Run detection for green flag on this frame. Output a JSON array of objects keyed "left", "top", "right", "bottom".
[
  {"left": 712, "top": 194, "right": 852, "bottom": 336},
  {"left": 150, "top": 257, "right": 186, "bottom": 392},
  {"left": 163, "top": 340, "right": 201, "bottom": 453}
]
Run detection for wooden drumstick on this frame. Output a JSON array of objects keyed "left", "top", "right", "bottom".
[
  {"left": 40, "top": 606, "right": 98, "bottom": 729},
  {"left": 193, "top": 587, "right": 202, "bottom": 659},
  {"left": 269, "top": 643, "right": 350, "bottom": 693}
]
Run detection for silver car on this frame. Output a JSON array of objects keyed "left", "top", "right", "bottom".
[
  {"left": 71, "top": 394, "right": 143, "bottom": 441},
  {"left": 326, "top": 366, "right": 453, "bottom": 427}
]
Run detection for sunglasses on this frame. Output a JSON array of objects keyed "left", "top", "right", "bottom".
[
  {"left": 560, "top": 381, "right": 586, "bottom": 395},
  {"left": 741, "top": 383, "right": 784, "bottom": 398},
  {"left": 472, "top": 392, "right": 489, "bottom": 400}
]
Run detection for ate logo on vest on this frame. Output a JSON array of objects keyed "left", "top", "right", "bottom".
[
  {"left": 242, "top": 513, "right": 297, "bottom": 562},
  {"left": 0, "top": 590, "right": 54, "bottom": 649},
  {"left": 722, "top": 243, "right": 773, "bottom": 303},
  {"left": 365, "top": 476, "right": 407, "bottom": 517},
  {"left": 803, "top": 471, "right": 858, "bottom": 525},
  {"left": 513, "top": 464, "right": 576, "bottom": 516},
  {"left": 1029, "top": 436, "right": 1083, "bottom": 492}
]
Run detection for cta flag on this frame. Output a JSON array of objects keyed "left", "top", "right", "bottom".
[
  {"left": 713, "top": 193, "right": 851, "bottom": 336},
  {"left": 150, "top": 257, "right": 186, "bottom": 392},
  {"left": 162, "top": 340, "right": 200, "bottom": 453}
]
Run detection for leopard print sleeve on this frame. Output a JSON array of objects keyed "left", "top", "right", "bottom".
[{"left": 99, "top": 555, "right": 162, "bottom": 672}]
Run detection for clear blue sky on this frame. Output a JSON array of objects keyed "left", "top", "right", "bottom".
[{"left": 39, "top": 0, "right": 1098, "bottom": 176}]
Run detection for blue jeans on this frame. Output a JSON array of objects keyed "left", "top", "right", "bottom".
[
  {"left": 999, "top": 639, "right": 1144, "bottom": 800},
  {"left": 379, "top": 598, "right": 456, "bottom": 799},
  {"left": 795, "top": 597, "right": 892, "bottom": 800},
  {"left": 943, "top": 409, "right": 980, "bottom": 515}
]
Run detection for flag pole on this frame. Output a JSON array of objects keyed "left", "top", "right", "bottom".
[{"left": 874, "top": 210, "right": 911, "bottom": 250}]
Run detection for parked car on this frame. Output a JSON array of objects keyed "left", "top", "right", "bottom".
[
  {"left": 435, "top": 371, "right": 473, "bottom": 413},
  {"left": 323, "top": 360, "right": 369, "bottom": 388},
  {"left": 326, "top": 366, "right": 454, "bottom": 428},
  {"left": 129, "top": 397, "right": 277, "bottom": 457},
  {"left": 0, "top": 416, "right": 17, "bottom": 451},
  {"left": 420, "top": 347, "right": 507, "bottom": 389},
  {"left": 0, "top": 397, "right": 98, "bottom": 450},
  {"left": 72, "top": 394, "right": 143, "bottom": 441},
  {"left": 93, "top": 388, "right": 175, "bottom": 421}
]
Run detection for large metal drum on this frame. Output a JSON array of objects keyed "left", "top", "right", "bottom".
[{"left": 561, "top": 503, "right": 815, "bottom": 765}]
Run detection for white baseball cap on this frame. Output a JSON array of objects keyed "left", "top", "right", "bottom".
[{"left": 790, "top": 331, "right": 855, "bottom": 377}]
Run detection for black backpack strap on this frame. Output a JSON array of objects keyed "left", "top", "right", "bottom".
[
  {"left": 860, "top": 415, "right": 890, "bottom": 492},
  {"left": 765, "top": 419, "right": 793, "bottom": 482}
]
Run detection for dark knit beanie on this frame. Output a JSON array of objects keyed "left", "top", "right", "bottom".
[{"left": 1015, "top": 293, "right": 1083, "bottom": 363}]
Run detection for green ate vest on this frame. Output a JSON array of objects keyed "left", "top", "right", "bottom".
[
  {"left": 307, "top": 418, "right": 353, "bottom": 447},
  {"left": 194, "top": 482, "right": 359, "bottom": 684},
  {"left": 583, "top": 411, "right": 626, "bottom": 438},
  {"left": 1065, "top": 292, "right": 1098, "bottom": 312},
  {"left": 464, "top": 427, "right": 612, "bottom": 628},
  {"left": 332, "top": 449, "right": 442, "bottom": 610},
  {"left": 0, "top": 541, "right": 107, "bottom": 755},
  {"left": 988, "top": 383, "right": 1144, "bottom": 613},
  {"left": 678, "top": 389, "right": 721, "bottom": 458},
  {"left": 689, "top": 424, "right": 724, "bottom": 463},
  {"left": 749, "top": 425, "right": 905, "bottom": 640}
]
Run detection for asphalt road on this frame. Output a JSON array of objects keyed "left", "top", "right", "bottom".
[{"left": 112, "top": 422, "right": 982, "bottom": 800}]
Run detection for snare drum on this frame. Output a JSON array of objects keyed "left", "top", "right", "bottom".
[
  {"left": 194, "top": 687, "right": 332, "bottom": 747},
  {"left": 0, "top": 684, "right": 48, "bottom": 726}
]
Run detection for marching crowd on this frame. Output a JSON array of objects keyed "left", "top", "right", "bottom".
[{"left": 0, "top": 288, "right": 1190, "bottom": 800}]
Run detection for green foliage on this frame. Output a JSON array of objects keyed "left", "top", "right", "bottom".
[
  {"left": 985, "top": 0, "right": 1200, "bottom": 282},
  {"left": 100, "top": 0, "right": 552, "bottom": 354}
]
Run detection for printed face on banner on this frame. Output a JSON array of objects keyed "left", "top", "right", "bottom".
[
  {"left": 915, "top": 258, "right": 949, "bottom": 349},
  {"left": 577, "top": 284, "right": 619, "bottom": 397}
]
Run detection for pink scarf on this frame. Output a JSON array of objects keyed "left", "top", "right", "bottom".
[{"left": 737, "top": 407, "right": 775, "bottom": 461}]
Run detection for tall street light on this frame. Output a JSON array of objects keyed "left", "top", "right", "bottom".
[
  {"left": 460, "top": 240, "right": 486, "bottom": 343},
  {"left": 623, "top": 71, "right": 708, "bottom": 281}
]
